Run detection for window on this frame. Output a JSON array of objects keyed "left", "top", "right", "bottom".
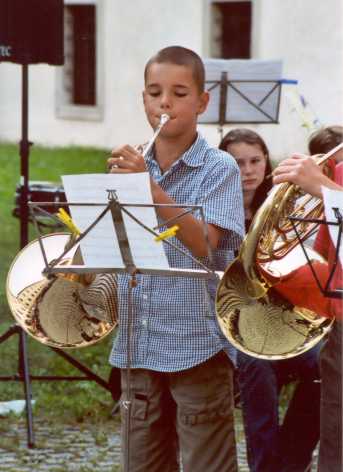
[
  {"left": 210, "top": 1, "right": 252, "bottom": 59},
  {"left": 68, "top": 4, "right": 96, "bottom": 105},
  {"left": 56, "top": 0, "right": 103, "bottom": 120}
]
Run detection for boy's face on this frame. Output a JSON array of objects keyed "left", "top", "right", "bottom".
[{"left": 143, "top": 62, "right": 209, "bottom": 138}]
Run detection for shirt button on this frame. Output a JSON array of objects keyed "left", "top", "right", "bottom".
[
  {"left": 142, "top": 294, "right": 148, "bottom": 300},
  {"left": 142, "top": 319, "right": 147, "bottom": 327}
]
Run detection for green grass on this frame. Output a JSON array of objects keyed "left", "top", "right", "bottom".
[
  {"left": 0, "top": 142, "right": 117, "bottom": 423},
  {"left": 0, "top": 142, "right": 108, "bottom": 311}
]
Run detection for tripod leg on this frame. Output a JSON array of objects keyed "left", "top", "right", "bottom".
[{"left": 18, "top": 329, "right": 35, "bottom": 448}]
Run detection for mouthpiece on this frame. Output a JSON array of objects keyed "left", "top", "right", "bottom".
[
  {"left": 141, "top": 113, "right": 170, "bottom": 158},
  {"left": 160, "top": 114, "right": 170, "bottom": 125}
]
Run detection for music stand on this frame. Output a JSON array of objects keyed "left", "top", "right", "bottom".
[
  {"left": 30, "top": 185, "right": 219, "bottom": 472},
  {"left": 289, "top": 209, "right": 343, "bottom": 300},
  {"left": 199, "top": 58, "right": 283, "bottom": 139}
]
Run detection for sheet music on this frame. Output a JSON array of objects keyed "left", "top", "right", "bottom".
[
  {"left": 322, "top": 186, "right": 343, "bottom": 266},
  {"left": 200, "top": 59, "right": 283, "bottom": 123},
  {"left": 62, "top": 173, "right": 170, "bottom": 269}
]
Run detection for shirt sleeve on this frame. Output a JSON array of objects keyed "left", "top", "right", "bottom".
[{"left": 198, "top": 155, "right": 245, "bottom": 250}]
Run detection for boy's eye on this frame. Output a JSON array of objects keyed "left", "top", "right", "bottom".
[
  {"left": 175, "top": 92, "right": 187, "bottom": 97},
  {"left": 149, "top": 91, "right": 160, "bottom": 97}
]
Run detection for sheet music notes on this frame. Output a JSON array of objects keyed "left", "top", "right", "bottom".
[{"left": 62, "top": 173, "right": 170, "bottom": 269}]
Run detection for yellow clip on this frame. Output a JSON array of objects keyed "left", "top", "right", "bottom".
[
  {"left": 154, "top": 225, "right": 179, "bottom": 242},
  {"left": 56, "top": 208, "right": 80, "bottom": 236}
]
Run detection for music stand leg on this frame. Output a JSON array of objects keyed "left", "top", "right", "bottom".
[
  {"left": 122, "top": 274, "right": 137, "bottom": 472},
  {"left": 50, "top": 348, "right": 112, "bottom": 392}
]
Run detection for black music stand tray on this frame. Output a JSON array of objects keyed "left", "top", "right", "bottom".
[{"left": 31, "top": 189, "right": 219, "bottom": 472}]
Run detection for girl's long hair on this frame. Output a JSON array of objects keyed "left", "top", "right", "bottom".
[{"left": 219, "top": 128, "right": 273, "bottom": 216}]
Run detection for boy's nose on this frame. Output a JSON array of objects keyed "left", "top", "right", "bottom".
[{"left": 160, "top": 92, "right": 172, "bottom": 108}]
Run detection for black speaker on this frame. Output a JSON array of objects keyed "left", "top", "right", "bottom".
[{"left": 0, "top": 0, "right": 64, "bottom": 65}]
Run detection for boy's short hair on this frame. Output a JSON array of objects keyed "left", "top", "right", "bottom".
[
  {"left": 144, "top": 46, "right": 205, "bottom": 93},
  {"left": 308, "top": 125, "right": 343, "bottom": 155}
]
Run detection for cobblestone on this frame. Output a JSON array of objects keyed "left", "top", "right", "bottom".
[
  {"left": 0, "top": 419, "right": 121, "bottom": 472},
  {"left": 0, "top": 413, "right": 317, "bottom": 472}
]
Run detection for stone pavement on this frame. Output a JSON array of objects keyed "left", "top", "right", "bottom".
[
  {"left": 0, "top": 413, "right": 318, "bottom": 472},
  {"left": 0, "top": 419, "right": 121, "bottom": 472},
  {"left": 0, "top": 412, "right": 250, "bottom": 472}
]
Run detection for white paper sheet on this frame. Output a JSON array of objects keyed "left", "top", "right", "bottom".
[
  {"left": 62, "top": 173, "right": 170, "bottom": 269},
  {"left": 322, "top": 186, "right": 343, "bottom": 266}
]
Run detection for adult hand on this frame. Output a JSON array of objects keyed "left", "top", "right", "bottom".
[{"left": 107, "top": 145, "right": 147, "bottom": 173}]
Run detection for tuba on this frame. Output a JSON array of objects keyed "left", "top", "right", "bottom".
[
  {"left": 215, "top": 145, "right": 342, "bottom": 360},
  {"left": 6, "top": 232, "right": 118, "bottom": 348}
]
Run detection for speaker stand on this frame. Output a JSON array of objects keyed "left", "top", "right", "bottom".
[
  {"left": 0, "top": 64, "right": 119, "bottom": 448},
  {"left": 0, "top": 64, "right": 35, "bottom": 447}
]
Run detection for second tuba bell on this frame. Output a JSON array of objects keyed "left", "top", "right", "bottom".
[{"left": 215, "top": 152, "right": 337, "bottom": 360}]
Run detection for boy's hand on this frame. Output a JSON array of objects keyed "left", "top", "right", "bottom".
[{"left": 108, "top": 145, "right": 147, "bottom": 173}]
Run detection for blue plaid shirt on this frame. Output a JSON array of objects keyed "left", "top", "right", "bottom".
[{"left": 109, "top": 133, "right": 244, "bottom": 371}]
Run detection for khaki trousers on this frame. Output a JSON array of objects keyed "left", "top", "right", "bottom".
[{"left": 120, "top": 351, "right": 238, "bottom": 472}]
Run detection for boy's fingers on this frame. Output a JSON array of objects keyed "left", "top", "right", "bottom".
[
  {"left": 109, "top": 167, "right": 133, "bottom": 174},
  {"left": 111, "top": 144, "right": 140, "bottom": 158},
  {"left": 112, "top": 157, "right": 136, "bottom": 169}
]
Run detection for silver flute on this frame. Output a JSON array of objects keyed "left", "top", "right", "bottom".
[
  {"left": 141, "top": 113, "right": 170, "bottom": 158},
  {"left": 110, "top": 113, "right": 170, "bottom": 170}
]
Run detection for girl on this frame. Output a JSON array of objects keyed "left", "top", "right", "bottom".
[{"left": 219, "top": 128, "right": 272, "bottom": 229}]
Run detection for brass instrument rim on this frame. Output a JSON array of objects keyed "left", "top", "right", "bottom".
[{"left": 6, "top": 233, "right": 117, "bottom": 349}]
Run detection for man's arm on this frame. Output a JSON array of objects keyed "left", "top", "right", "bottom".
[{"left": 273, "top": 154, "right": 343, "bottom": 198}]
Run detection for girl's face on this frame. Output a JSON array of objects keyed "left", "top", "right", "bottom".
[{"left": 226, "top": 141, "right": 267, "bottom": 193}]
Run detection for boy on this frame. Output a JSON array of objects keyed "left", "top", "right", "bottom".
[{"left": 107, "top": 46, "right": 244, "bottom": 471}]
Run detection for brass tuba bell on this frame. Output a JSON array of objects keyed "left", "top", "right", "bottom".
[
  {"left": 6, "top": 233, "right": 118, "bottom": 348},
  {"left": 215, "top": 149, "right": 341, "bottom": 360}
]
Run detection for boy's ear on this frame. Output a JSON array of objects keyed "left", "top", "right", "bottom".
[
  {"left": 197, "top": 91, "right": 210, "bottom": 115},
  {"left": 142, "top": 90, "right": 146, "bottom": 106}
]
